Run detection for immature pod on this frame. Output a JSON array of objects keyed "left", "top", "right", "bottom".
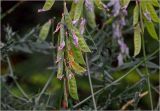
[
  {"left": 70, "top": 61, "right": 86, "bottom": 74},
  {"left": 133, "top": 5, "right": 139, "bottom": 26},
  {"left": 68, "top": 49, "right": 86, "bottom": 74},
  {"left": 84, "top": 0, "right": 96, "bottom": 29},
  {"left": 152, "top": 0, "right": 160, "bottom": 7},
  {"left": 38, "top": 0, "right": 55, "bottom": 12},
  {"left": 146, "top": 2, "right": 160, "bottom": 23},
  {"left": 43, "top": 0, "right": 55, "bottom": 11},
  {"left": 64, "top": 2, "right": 74, "bottom": 30},
  {"left": 39, "top": 20, "right": 51, "bottom": 41},
  {"left": 145, "top": 21, "right": 158, "bottom": 40},
  {"left": 75, "top": 31, "right": 91, "bottom": 52},
  {"left": 141, "top": 1, "right": 160, "bottom": 23},
  {"left": 134, "top": 24, "right": 141, "bottom": 57},
  {"left": 140, "top": 1, "right": 159, "bottom": 40},
  {"left": 69, "top": 2, "right": 77, "bottom": 19},
  {"left": 66, "top": 68, "right": 79, "bottom": 100},
  {"left": 64, "top": 2, "right": 91, "bottom": 53},
  {"left": 56, "top": 17, "right": 65, "bottom": 80},
  {"left": 70, "top": 41, "right": 86, "bottom": 65},
  {"left": 74, "top": 0, "right": 84, "bottom": 21}
]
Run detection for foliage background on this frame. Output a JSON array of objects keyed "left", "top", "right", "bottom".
[{"left": 1, "top": 0, "right": 159, "bottom": 110}]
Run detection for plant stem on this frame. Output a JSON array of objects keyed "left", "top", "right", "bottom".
[
  {"left": 73, "top": 49, "right": 159, "bottom": 108},
  {"left": 34, "top": 73, "right": 55, "bottom": 106},
  {"left": 63, "top": 78, "right": 68, "bottom": 108},
  {"left": 34, "top": 18, "right": 55, "bottom": 110},
  {"left": 1, "top": 1, "right": 24, "bottom": 19},
  {"left": 6, "top": 56, "right": 29, "bottom": 99},
  {"left": 139, "top": 3, "right": 153, "bottom": 110},
  {"left": 85, "top": 54, "right": 97, "bottom": 110},
  {"left": 142, "top": 34, "right": 154, "bottom": 110}
]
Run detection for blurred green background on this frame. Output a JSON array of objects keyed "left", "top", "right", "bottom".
[{"left": 1, "top": 1, "right": 159, "bottom": 110}]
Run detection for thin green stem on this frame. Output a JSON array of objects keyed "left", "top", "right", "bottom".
[
  {"left": 34, "top": 73, "right": 54, "bottom": 106},
  {"left": 1, "top": 1, "right": 24, "bottom": 19},
  {"left": 85, "top": 54, "right": 97, "bottom": 110},
  {"left": 139, "top": 3, "right": 153, "bottom": 110},
  {"left": 6, "top": 56, "right": 29, "bottom": 99},
  {"left": 34, "top": 18, "right": 55, "bottom": 110},
  {"left": 142, "top": 35, "right": 154, "bottom": 110},
  {"left": 73, "top": 49, "right": 159, "bottom": 109},
  {"left": 51, "top": 17, "right": 56, "bottom": 62}
]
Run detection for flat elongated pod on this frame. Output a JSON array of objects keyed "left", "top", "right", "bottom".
[
  {"left": 152, "top": 0, "right": 160, "bottom": 7},
  {"left": 57, "top": 17, "right": 65, "bottom": 80},
  {"left": 68, "top": 51, "right": 86, "bottom": 74},
  {"left": 43, "top": 0, "right": 55, "bottom": 11},
  {"left": 133, "top": 5, "right": 139, "bottom": 26},
  {"left": 39, "top": 20, "right": 51, "bottom": 41},
  {"left": 145, "top": 21, "right": 158, "bottom": 40},
  {"left": 146, "top": 2, "right": 160, "bottom": 23},
  {"left": 71, "top": 42, "right": 86, "bottom": 65},
  {"left": 84, "top": 0, "right": 96, "bottom": 29},
  {"left": 66, "top": 69, "right": 79, "bottom": 100},
  {"left": 134, "top": 24, "right": 141, "bottom": 57},
  {"left": 74, "top": 0, "right": 84, "bottom": 21}
]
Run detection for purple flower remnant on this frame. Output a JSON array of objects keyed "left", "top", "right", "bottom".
[
  {"left": 112, "top": 23, "right": 121, "bottom": 38},
  {"left": 58, "top": 41, "right": 65, "bottom": 50},
  {"left": 72, "top": 19, "right": 78, "bottom": 25},
  {"left": 65, "top": 31, "right": 69, "bottom": 38},
  {"left": 118, "top": 39, "right": 129, "bottom": 55},
  {"left": 55, "top": 57, "right": 62, "bottom": 63},
  {"left": 119, "top": 17, "right": 126, "bottom": 26},
  {"left": 80, "top": 18, "right": 86, "bottom": 35},
  {"left": 85, "top": 0, "right": 94, "bottom": 12},
  {"left": 72, "top": 32, "right": 79, "bottom": 47},
  {"left": 57, "top": 74, "right": 64, "bottom": 80},
  {"left": 102, "top": 3, "right": 109, "bottom": 11},
  {"left": 53, "top": 23, "right": 61, "bottom": 34},
  {"left": 117, "top": 53, "right": 123, "bottom": 66},
  {"left": 68, "top": 73, "right": 74, "bottom": 79},
  {"left": 122, "top": 9, "right": 128, "bottom": 16},
  {"left": 144, "top": 11, "right": 152, "bottom": 22},
  {"left": 38, "top": 9, "right": 46, "bottom": 13},
  {"left": 110, "top": 0, "right": 129, "bottom": 66},
  {"left": 107, "top": 0, "right": 120, "bottom": 17}
]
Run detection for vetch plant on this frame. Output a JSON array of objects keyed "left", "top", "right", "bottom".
[
  {"left": 1, "top": 0, "right": 159, "bottom": 110},
  {"left": 36, "top": 0, "right": 159, "bottom": 109}
]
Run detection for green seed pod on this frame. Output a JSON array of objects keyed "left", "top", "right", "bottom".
[
  {"left": 74, "top": 0, "right": 84, "bottom": 21},
  {"left": 43, "top": 0, "right": 55, "bottom": 11},
  {"left": 134, "top": 24, "right": 141, "bottom": 57},
  {"left": 39, "top": 20, "right": 51, "bottom": 41},
  {"left": 133, "top": 5, "right": 139, "bottom": 26},
  {"left": 84, "top": 0, "right": 96, "bottom": 29},
  {"left": 66, "top": 68, "right": 79, "bottom": 100},
  {"left": 145, "top": 21, "right": 158, "bottom": 40},
  {"left": 56, "top": 17, "right": 65, "bottom": 80}
]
